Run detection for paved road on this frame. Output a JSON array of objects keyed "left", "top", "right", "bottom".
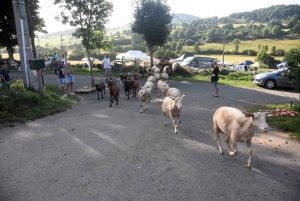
[{"left": 1, "top": 73, "right": 300, "bottom": 201}]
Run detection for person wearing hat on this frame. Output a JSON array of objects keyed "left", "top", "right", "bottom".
[{"left": 0, "top": 61, "right": 11, "bottom": 90}]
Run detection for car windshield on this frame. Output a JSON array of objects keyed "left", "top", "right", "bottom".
[
  {"left": 272, "top": 67, "right": 289, "bottom": 73},
  {"left": 180, "top": 57, "right": 194, "bottom": 66}
]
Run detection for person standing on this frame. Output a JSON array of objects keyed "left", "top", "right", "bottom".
[
  {"left": 211, "top": 60, "right": 219, "bottom": 97},
  {"left": 65, "top": 62, "right": 75, "bottom": 95},
  {"left": 57, "top": 61, "right": 67, "bottom": 98},
  {"left": 0, "top": 61, "right": 11, "bottom": 90},
  {"left": 103, "top": 54, "right": 111, "bottom": 80},
  {"left": 60, "top": 54, "right": 67, "bottom": 67},
  {"left": 53, "top": 53, "right": 59, "bottom": 66}
]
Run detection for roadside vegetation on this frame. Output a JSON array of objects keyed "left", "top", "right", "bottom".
[
  {"left": 0, "top": 80, "right": 80, "bottom": 127},
  {"left": 246, "top": 103, "right": 300, "bottom": 139}
]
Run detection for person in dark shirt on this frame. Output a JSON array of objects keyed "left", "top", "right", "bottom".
[
  {"left": 0, "top": 61, "right": 11, "bottom": 90},
  {"left": 57, "top": 61, "right": 67, "bottom": 98},
  {"left": 211, "top": 60, "right": 219, "bottom": 97}
]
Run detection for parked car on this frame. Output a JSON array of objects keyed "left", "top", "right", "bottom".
[
  {"left": 180, "top": 56, "right": 216, "bottom": 69},
  {"left": 253, "top": 67, "right": 293, "bottom": 89}
]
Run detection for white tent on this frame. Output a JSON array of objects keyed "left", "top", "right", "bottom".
[{"left": 116, "top": 50, "right": 150, "bottom": 61}]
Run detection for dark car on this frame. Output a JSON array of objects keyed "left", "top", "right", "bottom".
[{"left": 253, "top": 67, "right": 293, "bottom": 89}]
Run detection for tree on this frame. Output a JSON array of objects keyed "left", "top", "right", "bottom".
[
  {"left": 272, "top": 25, "right": 282, "bottom": 36},
  {"left": 262, "top": 45, "right": 269, "bottom": 52},
  {"left": 271, "top": 46, "right": 276, "bottom": 55},
  {"left": 232, "top": 38, "right": 240, "bottom": 53},
  {"left": 132, "top": 0, "right": 172, "bottom": 67},
  {"left": 54, "top": 0, "right": 113, "bottom": 87},
  {"left": 284, "top": 46, "right": 300, "bottom": 67},
  {"left": 255, "top": 50, "right": 275, "bottom": 68},
  {"left": 258, "top": 44, "right": 261, "bottom": 51},
  {"left": 193, "top": 44, "right": 200, "bottom": 53},
  {"left": 0, "top": 1, "right": 18, "bottom": 59},
  {"left": 25, "top": 0, "right": 47, "bottom": 59}
]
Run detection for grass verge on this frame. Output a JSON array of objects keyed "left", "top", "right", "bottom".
[
  {"left": 0, "top": 80, "right": 81, "bottom": 127},
  {"left": 246, "top": 103, "right": 300, "bottom": 140}
]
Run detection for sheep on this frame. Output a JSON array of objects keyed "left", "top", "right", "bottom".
[
  {"left": 162, "top": 95, "right": 185, "bottom": 134},
  {"left": 166, "top": 87, "right": 181, "bottom": 98},
  {"left": 167, "top": 68, "right": 173, "bottom": 76},
  {"left": 95, "top": 82, "right": 105, "bottom": 100},
  {"left": 123, "top": 80, "right": 132, "bottom": 100},
  {"left": 138, "top": 85, "right": 152, "bottom": 113},
  {"left": 172, "top": 62, "right": 180, "bottom": 75},
  {"left": 107, "top": 79, "right": 120, "bottom": 107},
  {"left": 147, "top": 76, "right": 156, "bottom": 87},
  {"left": 133, "top": 72, "right": 139, "bottom": 81},
  {"left": 144, "top": 81, "right": 154, "bottom": 93},
  {"left": 157, "top": 80, "right": 170, "bottom": 98},
  {"left": 163, "top": 66, "right": 169, "bottom": 73},
  {"left": 213, "top": 106, "right": 269, "bottom": 169},
  {"left": 161, "top": 72, "right": 169, "bottom": 81},
  {"left": 154, "top": 68, "right": 160, "bottom": 74},
  {"left": 132, "top": 80, "right": 139, "bottom": 98}
]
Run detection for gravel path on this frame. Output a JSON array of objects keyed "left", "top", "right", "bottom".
[{"left": 1, "top": 74, "right": 299, "bottom": 201}]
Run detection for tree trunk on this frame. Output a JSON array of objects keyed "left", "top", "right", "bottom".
[
  {"left": 25, "top": 0, "right": 37, "bottom": 58},
  {"left": 150, "top": 46, "right": 154, "bottom": 67},
  {"left": 86, "top": 49, "right": 94, "bottom": 88},
  {"left": 6, "top": 46, "right": 14, "bottom": 60}
]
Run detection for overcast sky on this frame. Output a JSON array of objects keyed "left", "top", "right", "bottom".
[{"left": 39, "top": 0, "right": 300, "bottom": 34}]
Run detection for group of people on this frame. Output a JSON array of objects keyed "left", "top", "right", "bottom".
[
  {"left": 45, "top": 53, "right": 66, "bottom": 68},
  {"left": 56, "top": 59, "right": 74, "bottom": 98}
]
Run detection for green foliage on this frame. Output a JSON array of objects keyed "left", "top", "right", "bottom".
[
  {"left": 131, "top": 0, "right": 172, "bottom": 65},
  {"left": 193, "top": 44, "right": 200, "bottom": 53},
  {"left": 255, "top": 50, "right": 275, "bottom": 67},
  {"left": 185, "top": 39, "right": 195, "bottom": 46},
  {"left": 68, "top": 49, "right": 85, "bottom": 60},
  {"left": 232, "top": 38, "right": 241, "bottom": 53},
  {"left": 0, "top": 81, "right": 80, "bottom": 126},
  {"left": 284, "top": 46, "right": 300, "bottom": 67}
]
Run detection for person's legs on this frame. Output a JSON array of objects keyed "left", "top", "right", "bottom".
[
  {"left": 105, "top": 68, "right": 108, "bottom": 80},
  {"left": 59, "top": 78, "right": 66, "bottom": 97},
  {"left": 212, "top": 81, "right": 218, "bottom": 97},
  {"left": 66, "top": 82, "right": 70, "bottom": 94},
  {"left": 70, "top": 82, "right": 74, "bottom": 94}
]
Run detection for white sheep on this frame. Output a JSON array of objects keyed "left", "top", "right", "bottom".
[
  {"left": 138, "top": 85, "right": 152, "bottom": 113},
  {"left": 157, "top": 80, "right": 170, "bottom": 98},
  {"left": 161, "top": 73, "right": 169, "bottom": 81},
  {"left": 213, "top": 106, "right": 269, "bottom": 169},
  {"left": 166, "top": 87, "right": 181, "bottom": 98},
  {"left": 144, "top": 81, "right": 154, "bottom": 93},
  {"left": 163, "top": 66, "right": 169, "bottom": 73},
  {"left": 147, "top": 76, "right": 156, "bottom": 88},
  {"left": 172, "top": 62, "right": 180, "bottom": 75},
  {"left": 162, "top": 95, "right": 185, "bottom": 133},
  {"left": 154, "top": 68, "right": 160, "bottom": 74}
]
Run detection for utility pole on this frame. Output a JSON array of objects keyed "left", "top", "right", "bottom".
[
  {"left": 222, "top": 35, "right": 226, "bottom": 67},
  {"left": 12, "top": 0, "right": 42, "bottom": 94}
]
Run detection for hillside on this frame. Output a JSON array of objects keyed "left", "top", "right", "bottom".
[{"left": 172, "top": 13, "right": 201, "bottom": 25}]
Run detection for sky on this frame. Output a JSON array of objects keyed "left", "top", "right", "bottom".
[{"left": 39, "top": 0, "right": 300, "bottom": 34}]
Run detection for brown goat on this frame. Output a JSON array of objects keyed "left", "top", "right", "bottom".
[
  {"left": 95, "top": 82, "right": 105, "bottom": 100},
  {"left": 108, "top": 79, "right": 120, "bottom": 107},
  {"left": 132, "top": 80, "right": 139, "bottom": 98},
  {"left": 139, "top": 66, "right": 146, "bottom": 79}
]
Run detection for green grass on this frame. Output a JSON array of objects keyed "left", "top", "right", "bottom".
[
  {"left": 0, "top": 80, "right": 81, "bottom": 127},
  {"left": 246, "top": 103, "right": 300, "bottom": 139}
]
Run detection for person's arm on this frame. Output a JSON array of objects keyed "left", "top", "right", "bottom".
[
  {"left": 57, "top": 67, "right": 60, "bottom": 79},
  {"left": 1, "top": 74, "right": 8, "bottom": 83},
  {"left": 71, "top": 67, "right": 74, "bottom": 74}
]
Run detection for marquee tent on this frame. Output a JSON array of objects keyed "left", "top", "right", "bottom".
[
  {"left": 116, "top": 50, "right": 150, "bottom": 61},
  {"left": 174, "top": 53, "right": 194, "bottom": 61},
  {"left": 250, "top": 61, "right": 268, "bottom": 68}
]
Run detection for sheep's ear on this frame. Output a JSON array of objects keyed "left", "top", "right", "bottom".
[
  {"left": 181, "top": 95, "right": 185, "bottom": 99},
  {"left": 170, "top": 96, "right": 176, "bottom": 100},
  {"left": 245, "top": 113, "right": 254, "bottom": 118}
]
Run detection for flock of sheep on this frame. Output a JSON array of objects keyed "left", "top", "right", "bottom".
[{"left": 94, "top": 61, "right": 269, "bottom": 169}]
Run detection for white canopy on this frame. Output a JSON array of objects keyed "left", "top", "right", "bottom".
[{"left": 116, "top": 50, "right": 150, "bottom": 61}]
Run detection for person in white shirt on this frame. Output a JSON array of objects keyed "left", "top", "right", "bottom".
[
  {"left": 103, "top": 54, "right": 111, "bottom": 80},
  {"left": 60, "top": 54, "right": 67, "bottom": 67}
]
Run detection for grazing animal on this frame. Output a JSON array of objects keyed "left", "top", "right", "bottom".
[
  {"left": 133, "top": 72, "right": 139, "bottom": 81},
  {"left": 123, "top": 80, "right": 132, "bottom": 100},
  {"left": 157, "top": 80, "right": 170, "bottom": 98},
  {"left": 139, "top": 66, "right": 147, "bottom": 79},
  {"left": 213, "top": 106, "right": 269, "bottom": 169},
  {"left": 147, "top": 76, "right": 156, "bottom": 88},
  {"left": 132, "top": 80, "right": 139, "bottom": 98},
  {"left": 138, "top": 85, "right": 152, "bottom": 113},
  {"left": 108, "top": 79, "right": 120, "bottom": 107},
  {"left": 162, "top": 73, "right": 169, "bottom": 81},
  {"left": 162, "top": 95, "right": 185, "bottom": 133},
  {"left": 120, "top": 73, "right": 127, "bottom": 83},
  {"left": 172, "top": 62, "right": 180, "bottom": 75},
  {"left": 144, "top": 81, "right": 154, "bottom": 93},
  {"left": 163, "top": 66, "right": 169, "bottom": 73},
  {"left": 95, "top": 82, "right": 105, "bottom": 100},
  {"left": 166, "top": 87, "right": 181, "bottom": 98}
]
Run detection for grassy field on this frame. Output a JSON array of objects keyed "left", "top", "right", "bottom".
[{"left": 184, "top": 34, "right": 300, "bottom": 56}]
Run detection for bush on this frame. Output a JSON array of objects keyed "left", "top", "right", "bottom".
[{"left": 185, "top": 39, "right": 196, "bottom": 46}]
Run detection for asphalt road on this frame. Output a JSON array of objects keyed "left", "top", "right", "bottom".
[{"left": 1, "top": 73, "right": 300, "bottom": 201}]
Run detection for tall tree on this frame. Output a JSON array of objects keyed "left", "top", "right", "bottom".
[
  {"left": 0, "top": 1, "right": 18, "bottom": 59},
  {"left": 232, "top": 38, "right": 240, "bottom": 53},
  {"left": 25, "top": 0, "right": 47, "bottom": 58},
  {"left": 131, "top": 0, "right": 172, "bottom": 67},
  {"left": 54, "top": 0, "right": 113, "bottom": 87}
]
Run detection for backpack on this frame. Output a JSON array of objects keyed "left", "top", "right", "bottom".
[{"left": 54, "top": 66, "right": 58, "bottom": 75}]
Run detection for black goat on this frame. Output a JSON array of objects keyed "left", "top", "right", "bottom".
[
  {"left": 123, "top": 80, "right": 133, "bottom": 100},
  {"left": 95, "top": 82, "right": 105, "bottom": 100}
]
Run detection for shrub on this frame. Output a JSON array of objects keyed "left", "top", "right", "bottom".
[{"left": 185, "top": 39, "right": 196, "bottom": 46}]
